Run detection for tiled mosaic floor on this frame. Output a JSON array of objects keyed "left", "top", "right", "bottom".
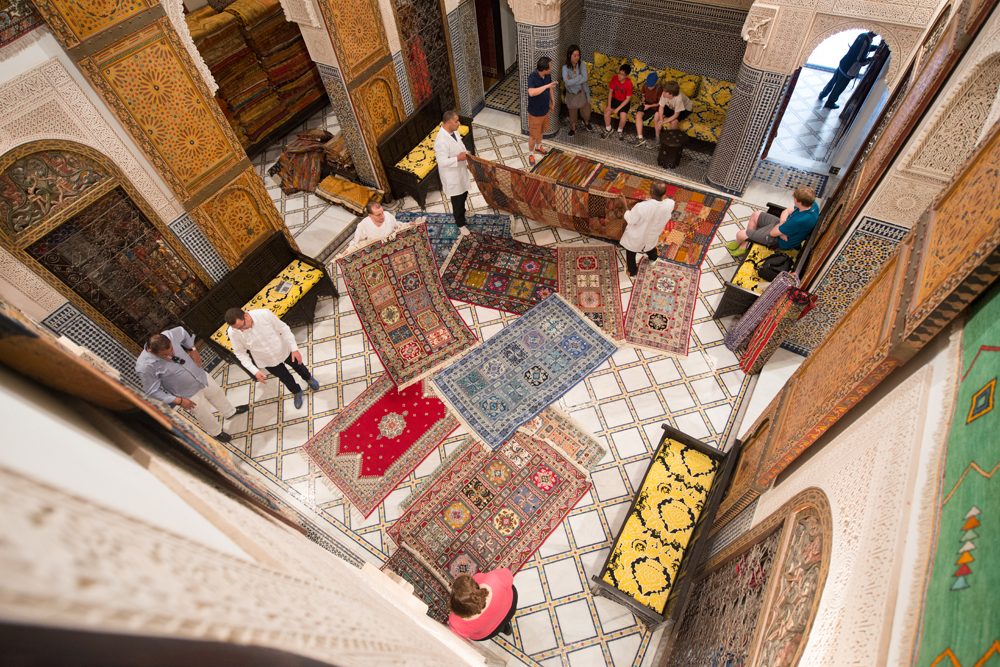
[
  {"left": 209, "top": 109, "right": 772, "bottom": 667},
  {"left": 754, "top": 159, "right": 829, "bottom": 198},
  {"left": 485, "top": 67, "right": 521, "bottom": 115},
  {"left": 767, "top": 66, "right": 847, "bottom": 173}
]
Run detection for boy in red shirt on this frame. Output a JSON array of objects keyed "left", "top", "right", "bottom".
[{"left": 602, "top": 64, "right": 633, "bottom": 140}]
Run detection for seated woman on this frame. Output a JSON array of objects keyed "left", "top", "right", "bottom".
[{"left": 447, "top": 569, "right": 518, "bottom": 641}]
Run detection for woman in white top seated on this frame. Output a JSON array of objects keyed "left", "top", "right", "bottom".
[{"left": 348, "top": 200, "right": 401, "bottom": 251}]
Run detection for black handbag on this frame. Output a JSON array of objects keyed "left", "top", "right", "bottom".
[{"left": 758, "top": 253, "right": 794, "bottom": 281}]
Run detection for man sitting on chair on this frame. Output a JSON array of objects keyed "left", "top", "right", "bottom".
[{"left": 726, "top": 186, "right": 819, "bottom": 259}]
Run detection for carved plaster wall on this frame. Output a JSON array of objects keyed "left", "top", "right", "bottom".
[
  {"left": 0, "top": 245, "right": 64, "bottom": 317},
  {"left": 0, "top": 58, "right": 180, "bottom": 224},
  {"left": 161, "top": 0, "right": 218, "bottom": 95}
]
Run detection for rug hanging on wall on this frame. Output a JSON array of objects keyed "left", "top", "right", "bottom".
[
  {"left": 388, "top": 435, "right": 592, "bottom": 581},
  {"left": 518, "top": 406, "right": 607, "bottom": 471},
  {"left": 430, "top": 294, "right": 617, "bottom": 449},
  {"left": 532, "top": 148, "right": 603, "bottom": 188},
  {"left": 602, "top": 434, "right": 719, "bottom": 615},
  {"left": 303, "top": 375, "right": 458, "bottom": 516},
  {"left": 589, "top": 164, "right": 730, "bottom": 268},
  {"left": 556, "top": 244, "right": 624, "bottom": 340},
  {"left": 0, "top": 0, "right": 43, "bottom": 48},
  {"left": 381, "top": 547, "right": 451, "bottom": 623},
  {"left": 337, "top": 223, "right": 477, "bottom": 388},
  {"left": 441, "top": 232, "right": 558, "bottom": 314},
  {"left": 624, "top": 260, "right": 700, "bottom": 356},
  {"left": 739, "top": 287, "right": 816, "bottom": 374},
  {"left": 397, "top": 211, "right": 512, "bottom": 267}
]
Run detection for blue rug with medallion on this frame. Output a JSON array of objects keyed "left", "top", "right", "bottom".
[
  {"left": 430, "top": 294, "right": 617, "bottom": 449},
  {"left": 396, "top": 211, "right": 512, "bottom": 268}
]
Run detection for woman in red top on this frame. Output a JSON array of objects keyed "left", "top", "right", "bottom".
[{"left": 447, "top": 568, "right": 518, "bottom": 641}]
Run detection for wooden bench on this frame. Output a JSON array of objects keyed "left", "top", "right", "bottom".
[
  {"left": 713, "top": 202, "right": 817, "bottom": 320},
  {"left": 591, "top": 425, "right": 738, "bottom": 628},
  {"left": 181, "top": 232, "right": 337, "bottom": 375},
  {"left": 377, "top": 95, "right": 476, "bottom": 209}
]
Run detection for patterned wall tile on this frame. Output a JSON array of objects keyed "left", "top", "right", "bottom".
[
  {"left": 706, "top": 65, "right": 789, "bottom": 195},
  {"left": 168, "top": 213, "right": 229, "bottom": 283},
  {"left": 782, "top": 217, "right": 909, "bottom": 356},
  {"left": 456, "top": 0, "right": 485, "bottom": 115},
  {"left": 580, "top": 0, "right": 748, "bottom": 82},
  {"left": 392, "top": 50, "right": 415, "bottom": 116},
  {"left": 316, "top": 63, "right": 379, "bottom": 187},
  {"left": 559, "top": 0, "right": 584, "bottom": 70},
  {"left": 517, "top": 22, "right": 561, "bottom": 135},
  {"left": 42, "top": 303, "right": 142, "bottom": 388}
]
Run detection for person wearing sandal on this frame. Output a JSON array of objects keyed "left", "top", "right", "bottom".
[
  {"left": 726, "top": 186, "right": 819, "bottom": 260},
  {"left": 526, "top": 57, "right": 557, "bottom": 166},
  {"left": 448, "top": 569, "right": 519, "bottom": 641}
]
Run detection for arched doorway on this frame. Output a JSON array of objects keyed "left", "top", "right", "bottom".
[
  {"left": 0, "top": 141, "right": 211, "bottom": 352},
  {"left": 761, "top": 29, "right": 891, "bottom": 192}
]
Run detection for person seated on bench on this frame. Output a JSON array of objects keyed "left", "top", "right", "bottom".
[
  {"left": 448, "top": 569, "right": 518, "bottom": 641},
  {"left": 347, "top": 199, "right": 402, "bottom": 253},
  {"left": 726, "top": 186, "right": 819, "bottom": 259}
]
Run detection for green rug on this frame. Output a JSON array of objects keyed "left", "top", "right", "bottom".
[{"left": 914, "top": 282, "right": 1000, "bottom": 666}]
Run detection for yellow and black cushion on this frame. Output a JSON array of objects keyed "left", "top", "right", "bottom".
[
  {"left": 731, "top": 243, "right": 800, "bottom": 294},
  {"left": 394, "top": 123, "right": 470, "bottom": 179}
]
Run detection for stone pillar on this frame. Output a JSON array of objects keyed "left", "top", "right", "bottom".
[
  {"left": 446, "top": 0, "right": 486, "bottom": 116},
  {"left": 30, "top": 0, "right": 292, "bottom": 266},
  {"left": 509, "top": 0, "right": 560, "bottom": 136}
]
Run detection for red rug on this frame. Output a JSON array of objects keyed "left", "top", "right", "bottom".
[
  {"left": 304, "top": 375, "right": 458, "bottom": 516},
  {"left": 389, "top": 434, "right": 591, "bottom": 580}
]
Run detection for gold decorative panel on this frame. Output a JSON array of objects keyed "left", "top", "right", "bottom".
[
  {"left": 30, "top": 0, "right": 156, "bottom": 49},
  {"left": 79, "top": 21, "right": 244, "bottom": 202},
  {"left": 320, "top": 0, "right": 390, "bottom": 82},
  {"left": 357, "top": 64, "right": 403, "bottom": 141}
]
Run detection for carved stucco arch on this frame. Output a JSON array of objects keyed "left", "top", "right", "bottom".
[
  {"left": 161, "top": 0, "right": 219, "bottom": 95},
  {"left": 798, "top": 19, "right": 913, "bottom": 87}
]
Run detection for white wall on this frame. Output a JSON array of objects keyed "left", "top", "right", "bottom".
[{"left": 500, "top": 0, "right": 518, "bottom": 73}]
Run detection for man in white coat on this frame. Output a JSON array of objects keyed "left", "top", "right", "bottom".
[
  {"left": 434, "top": 110, "right": 470, "bottom": 235},
  {"left": 620, "top": 181, "right": 674, "bottom": 278}
]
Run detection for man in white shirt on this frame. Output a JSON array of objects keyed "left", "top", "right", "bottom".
[
  {"left": 225, "top": 307, "right": 320, "bottom": 409},
  {"left": 620, "top": 181, "right": 674, "bottom": 278},
  {"left": 434, "top": 110, "right": 471, "bottom": 235},
  {"left": 347, "top": 200, "right": 401, "bottom": 252}
]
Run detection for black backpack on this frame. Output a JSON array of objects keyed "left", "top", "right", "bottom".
[{"left": 758, "top": 253, "right": 794, "bottom": 281}]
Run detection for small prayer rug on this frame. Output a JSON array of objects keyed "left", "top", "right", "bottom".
[
  {"left": 337, "top": 224, "right": 477, "bottom": 388},
  {"left": 397, "top": 211, "right": 512, "bottom": 267},
  {"left": 303, "top": 375, "right": 458, "bottom": 516},
  {"left": 556, "top": 244, "right": 624, "bottom": 339},
  {"left": 518, "top": 407, "right": 607, "bottom": 471},
  {"left": 588, "top": 165, "right": 730, "bottom": 268},
  {"left": 532, "top": 148, "right": 603, "bottom": 188},
  {"left": 430, "top": 294, "right": 617, "bottom": 449},
  {"left": 740, "top": 288, "right": 816, "bottom": 374},
  {"left": 388, "top": 435, "right": 591, "bottom": 580},
  {"left": 602, "top": 435, "right": 718, "bottom": 614},
  {"left": 382, "top": 548, "right": 451, "bottom": 623},
  {"left": 624, "top": 261, "right": 700, "bottom": 356},
  {"left": 440, "top": 232, "right": 558, "bottom": 315}
]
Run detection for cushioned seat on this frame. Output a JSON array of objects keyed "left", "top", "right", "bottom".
[
  {"left": 211, "top": 259, "right": 324, "bottom": 350},
  {"left": 394, "top": 124, "right": 470, "bottom": 179},
  {"left": 315, "top": 174, "right": 382, "bottom": 214},
  {"left": 731, "top": 244, "right": 800, "bottom": 294},
  {"left": 679, "top": 104, "right": 728, "bottom": 143}
]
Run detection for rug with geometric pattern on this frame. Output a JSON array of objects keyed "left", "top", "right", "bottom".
[
  {"left": 429, "top": 293, "right": 618, "bottom": 449},
  {"left": 388, "top": 435, "right": 592, "bottom": 582},
  {"left": 303, "top": 375, "right": 458, "bottom": 516},
  {"left": 556, "top": 244, "right": 624, "bottom": 339},
  {"left": 624, "top": 260, "right": 700, "bottom": 356},
  {"left": 396, "top": 211, "right": 512, "bottom": 268},
  {"left": 441, "top": 232, "right": 558, "bottom": 315}
]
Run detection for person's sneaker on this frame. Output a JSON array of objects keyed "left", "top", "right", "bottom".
[
  {"left": 725, "top": 240, "right": 744, "bottom": 257},
  {"left": 233, "top": 404, "right": 249, "bottom": 415},
  {"left": 618, "top": 131, "right": 625, "bottom": 141},
  {"left": 216, "top": 432, "right": 232, "bottom": 443},
  {"left": 636, "top": 138, "right": 647, "bottom": 147},
  {"left": 307, "top": 376, "right": 320, "bottom": 391},
  {"left": 585, "top": 123, "right": 594, "bottom": 132},
  {"left": 568, "top": 128, "right": 576, "bottom": 137},
  {"left": 824, "top": 103, "right": 840, "bottom": 109},
  {"left": 601, "top": 128, "right": 612, "bottom": 138},
  {"left": 293, "top": 391, "right": 305, "bottom": 409},
  {"left": 458, "top": 226, "right": 471, "bottom": 236}
]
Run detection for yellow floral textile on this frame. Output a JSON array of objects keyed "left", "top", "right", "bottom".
[
  {"left": 210, "top": 260, "right": 324, "bottom": 350},
  {"left": 665, "top": 67, "right": 701, "bottom": 99},
  {"left": 588, "top": 51, "right": 623, "bottom": 114},
  {"left": 394, "top": 124, "right": 470, "bottom": 178},
  {"left": 602, "top": 437, "right": 718, "bottom": 613},
  {"left": 731, "top": 244, "right": 800, "bottom": 293},
  {"left": 678, "top": 103, "right": 728, "bottom": 143},
  {"left": 697, "top": 75, "right": 735, "bottom": 110},
  {"left": 315, "top": 175, "right": 383, "bottom": 214}
]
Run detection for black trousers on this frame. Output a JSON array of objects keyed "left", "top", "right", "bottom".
[
  {"left": 481, "top": 586, "right": 519, "bottom": 641},
  {"left": 819, "top": 69, "right": 851, "bottom": 106},
  {"left": 626, "top": 248, "right": 658, "bottom": 277},
  {"left": 265, "top": 353, "right": 312, "bottom": 393},
  {"left": 451, "top": 192, "right": 468, "bottom": 228}
]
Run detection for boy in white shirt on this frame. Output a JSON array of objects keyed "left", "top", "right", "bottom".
[
  {"left": 347, "top": 200, "right": 400, "bottom": 252},
  {"left": 225, "top": 307, "right": 320, "bottom": 409},
  {"left": 656, "top": 81, "right": 693, "bottom": 136},
  {"left": 620, "top": 181, "right": 675, "bottom": 277}
]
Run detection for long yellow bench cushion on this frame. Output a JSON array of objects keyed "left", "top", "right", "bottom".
[
  {"left": 602, "top": 437, "right": 718, "bottom": 613},
  {"left": 315, "top": 175, "right": 382, "bottom": 215},
  {"left": 394, "top": 123, "right": 471, "bottom": 179},
  {"left": 678, "top": 103, "right": 728, "bottom": 143},
  {"left": 731, "top": 243, "right": 800, "bottom": 294},
  {"left": 210, "top": 259, "right": 324, "bottom": 351}
]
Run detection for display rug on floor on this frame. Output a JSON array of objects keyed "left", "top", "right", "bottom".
[
  {"left": 556, "top": 244, "right": 625, "bottom": 340},
  {"left": 440, "top": 232, "right": 558, "bottom": 315},
  {"left": 336, "top": 223, "right": 477, "bottom": 388},
  {"left": 382, "top": 547, "right": 451, "bottom": 623},
  {"left": 624, "top": 260, "right": 700, "bottom": 356},
  {"left": 517, "top": 406, "right": 608, "bottom": 472},
  {"left": 602, "top": 434, "right": 719, "bottom": 615},
  {"left": 739, "top": 287, "right": 816, "bottom": 374},
  {"left": 303, "top": 375, "right": 458, "bottom": 516},
  {"left": 429, "top": 293, "right": 618, "bottom": 449},
  {"left": 388, "top": 434, "right": 592, "bottom": 582},
  {"left": 396, "top": 211, "right": 512, "bottom": 267}
]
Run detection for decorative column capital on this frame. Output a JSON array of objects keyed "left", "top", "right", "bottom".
[{"left": 507, "top": 0, "right": 560, "bottom": 26}]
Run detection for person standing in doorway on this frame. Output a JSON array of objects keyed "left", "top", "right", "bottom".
[
  {"left": 526, "top": 56, "right": 557, "bottom": 165},
  {"left": 225, "top": 308, "right": 320, "bottom": 410},
  {"left": 136, "top": 327, "right": 247, "bottom": 442},
  {"left": 434, "top": 110, "right": 471, "bottom": 233},
  {"left": 562, "top": 45, "right": 592, "bottom": 136},
  {"left": 818, "top": 31, "right": 877, "bottom": 109},
  {"left": 621, "top": 181, "right": 675, "bottom": 278}
]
